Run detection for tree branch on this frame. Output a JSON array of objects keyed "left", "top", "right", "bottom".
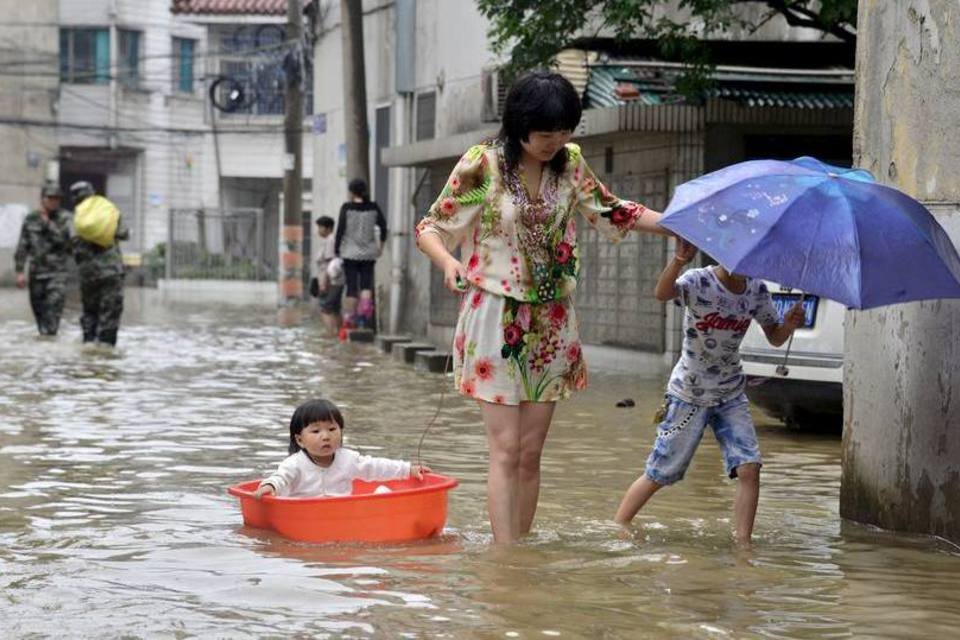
[{"left": 763, "top": 0, "right": 856, "bottom": 42}]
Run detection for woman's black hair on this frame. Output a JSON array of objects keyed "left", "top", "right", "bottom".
[
  {"left": 347, "top": 178, "right": 369, "bottom": 202},
  {"left": 288, "top": 399, "right": 344, "bottom": 454},
  {"left": 497, "top": 70, "right": 582, "bottom": 174}
]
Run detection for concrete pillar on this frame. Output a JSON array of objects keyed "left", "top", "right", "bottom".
[{"left": 842, "top": 1, "right": 960, "bottom": 542}]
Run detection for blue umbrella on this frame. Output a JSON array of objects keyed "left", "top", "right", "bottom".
[{"left": 658, "top": 156, "right": 960, "bottom": 310}]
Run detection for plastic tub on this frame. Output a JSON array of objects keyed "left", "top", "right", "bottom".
[{"left": 228, "top": 473, "right": 458, "bottom": 543}]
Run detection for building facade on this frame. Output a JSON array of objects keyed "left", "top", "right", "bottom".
[
  {"left": 0, "top": 0, "right": 60, "bottom": 283},
  {"left": 312, "top": 0, "right": 855, "bottom": 357}
]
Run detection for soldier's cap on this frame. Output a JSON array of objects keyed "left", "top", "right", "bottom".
[{"left": 41, "top": 183, "right": 63, "bottom": 198}]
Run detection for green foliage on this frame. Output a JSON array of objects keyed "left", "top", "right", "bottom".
[{"left": 476, "top": 0, "right": 858, "bottom": 97}]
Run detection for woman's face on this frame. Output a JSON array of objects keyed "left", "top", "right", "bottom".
[{"left": 521, "top": 130, "right": 573, "bottom": 162}]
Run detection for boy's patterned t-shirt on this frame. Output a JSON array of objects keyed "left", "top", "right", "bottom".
[{"left": 667, "top": 266, "right": 779, "bottom": 406}]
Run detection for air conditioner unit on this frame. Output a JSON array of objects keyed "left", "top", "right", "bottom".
[{"left": 481, "top": 67, "right": 507, "bottom": 123}]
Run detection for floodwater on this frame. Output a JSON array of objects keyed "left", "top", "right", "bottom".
[{"left": 1, "top": 288, "right": 958, "bottom": 639}]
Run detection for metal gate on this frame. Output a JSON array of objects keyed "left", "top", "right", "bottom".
[{"left": 166, "top": 208, "right": 269, "bottom": 280}]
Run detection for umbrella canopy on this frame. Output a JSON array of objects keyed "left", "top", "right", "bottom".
[{"left": 658, "top": 157, "right": 960, "bottom": 309}]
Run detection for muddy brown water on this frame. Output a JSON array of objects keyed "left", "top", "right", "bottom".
[{"left": 1, "top": 288, "right": 958, "bottom": 638}]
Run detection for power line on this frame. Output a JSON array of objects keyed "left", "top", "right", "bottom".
[
  {"left": 0, "top": 25, "right": 305, "bottom": 70},
  {"left": 0, "top": 115, "right": 317, "bottom": 135}
]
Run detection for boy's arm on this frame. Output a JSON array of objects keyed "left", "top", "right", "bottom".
[
  {"left": 761, "top": 300, "right": 805, "bottom": 347},
  {"left": 654, "top": 238, "right": 697, "bottom": 302}
]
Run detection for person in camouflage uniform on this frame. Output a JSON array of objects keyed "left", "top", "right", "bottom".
[
  {"left": 69, "top": 181, "right": 129, "bottom": 347},
  {"left": 14, "top": 183, "right": 72, "bottom": 336}
]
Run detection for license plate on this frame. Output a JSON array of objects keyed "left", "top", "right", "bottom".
[{"left": 771, "top": 293, "right": 818, "bottom": 328}]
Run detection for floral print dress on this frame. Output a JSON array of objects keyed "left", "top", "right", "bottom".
[{"left": 416, "top": 142, "right": 652, "bottom": 404}]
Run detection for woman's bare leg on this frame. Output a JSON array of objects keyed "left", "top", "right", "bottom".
[
  {"left": 480, "top": 401, "right": 522, "bottom": 543},
  {"left": 517, "top": 401, "right": 555, "bottom": 535}
]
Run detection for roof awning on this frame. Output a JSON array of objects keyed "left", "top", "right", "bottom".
[
  {"left": 382, "top": 58, "right": 854, "bottom": 169},
  {"left": 381, "top": 128, "right": 497, "bottom": 168},
  {"left": 585, "top": 62, "right": 854, "bottom": 110}
]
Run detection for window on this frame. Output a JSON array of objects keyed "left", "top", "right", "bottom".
[
  {"left": 416, "top": 92, "right": 436, "bottom": 141},
  {"left": 118, "top": 30, "right": 141, "bottom": 88},
  {"left": 215, "top": 24, "right": 313, "bottom": 116},
  {"left": 59, "top": 28, "right": 109, "bottom": 84},
  {"left": 173, "top": 38, "right": 196, "bottom": 93}
]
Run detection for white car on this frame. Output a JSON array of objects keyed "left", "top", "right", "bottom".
[{"left": 740, "top": 282, "right": 843, "bottom": 428}]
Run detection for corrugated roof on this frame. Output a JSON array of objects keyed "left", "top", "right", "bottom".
[
  {"left": 171, "top": 0, "right": 288, "bottom": 15},
  {"left": 586, "top": 65, "right": 854, "bottom": 110}
]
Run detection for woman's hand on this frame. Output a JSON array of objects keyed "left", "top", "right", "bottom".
[
  {"left": 442, "top": 257, "right": 468, "bottom": 293},
  {"left": 674, "top": 238, "right": 698, "bottom": 264},
  {"left": 410, "top": 464, "right": 432, "bottom": 480},
  {"left": 253, "top": 483, "right": 275, "bottom": 500}
]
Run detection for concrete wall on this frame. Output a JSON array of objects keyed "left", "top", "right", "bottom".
[
  {"left": 841, "top": 1, "right": 960, "bottom": 542},
  {"left": 0, "top": 1, "right": 60, "bottom": 283}
]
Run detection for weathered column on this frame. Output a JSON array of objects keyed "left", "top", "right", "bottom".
[{"left": 842, "top": 1, "right": 960, "bottom": 541}]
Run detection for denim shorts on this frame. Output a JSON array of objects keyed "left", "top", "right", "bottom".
[{"left": 644, "top": 393, "right": 762, "bottom": 486}]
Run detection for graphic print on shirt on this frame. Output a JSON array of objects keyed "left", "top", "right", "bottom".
[{"left": 667, "top": 267, "right": 779, "bottom": 405}]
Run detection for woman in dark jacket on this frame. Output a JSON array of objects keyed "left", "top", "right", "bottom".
[{"left": 334, "top": 178, "right": 387, "bottom": 329}]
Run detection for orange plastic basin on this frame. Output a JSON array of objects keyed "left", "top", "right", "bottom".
[{"left": 227, "top": 473, "right": 458, "bottom": 543}]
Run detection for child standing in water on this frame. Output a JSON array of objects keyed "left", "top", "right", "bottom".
[
  {"left": 254, "top": 399, "right": 430, "bottom": 498},
  {"left": 615, "top": 239, "right": 805, "bottom": 543}
]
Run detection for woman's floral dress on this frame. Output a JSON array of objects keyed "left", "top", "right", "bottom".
[{"left": 416, "top": 142, "right": 652, "bottom": 404}]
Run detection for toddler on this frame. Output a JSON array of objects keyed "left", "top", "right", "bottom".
[{"left": 254, "top": 399, "right": 430, "bottom": 498}]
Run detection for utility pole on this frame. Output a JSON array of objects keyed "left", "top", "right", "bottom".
[
  {"left": 280, "top": 0, "right": 305, "bottom": 305},
  {"left": 341, "top": 0, "right": 370, "bottom": 185}
]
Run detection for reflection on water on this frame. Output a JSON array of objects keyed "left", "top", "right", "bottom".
[{"left": 1, "top": 288, "right": 958, "bottom": 638}]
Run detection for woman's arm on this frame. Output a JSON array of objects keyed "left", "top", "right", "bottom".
[
  {"left": 418, "top": 231, "right": 467, "bottom": 292},
  {"left": 415, "top": 144, "right": 489, "bottom": 291},
  {"left": 334, "top": 205, "right": 347, "bottom": 256},
  {"left": 570, "top": 146, "right": 669, "bottom": 240}
]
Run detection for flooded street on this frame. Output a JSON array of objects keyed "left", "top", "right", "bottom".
[{"left": 1, "top": 288, "right": 958, "bottom": 639}]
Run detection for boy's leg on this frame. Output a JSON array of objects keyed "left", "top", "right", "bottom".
[
  {"left": 710, "top": 394, "right": 763, "bottom": 544},
  {"left": 614, "top": 395, "right": 708, "bottom": 525},
  {"left": 733, "top": 462, "right": 760, "bottom": 544},
  {"left": 614, "top": 475, "right": 662, "bottom": 525}
]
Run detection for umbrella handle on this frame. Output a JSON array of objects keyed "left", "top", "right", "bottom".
[{"left": 776, "top": 292, "right": 805, "bottom": 377}]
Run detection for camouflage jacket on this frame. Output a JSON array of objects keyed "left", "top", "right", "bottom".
[
  {"left": 14, "top": 209, "right": 72, "bottom": 279},
  {"left": 74, "top": 215, "right": 130, "bottom": 281}
]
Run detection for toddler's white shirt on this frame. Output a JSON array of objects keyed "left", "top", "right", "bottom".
[{"left": 261, "top": 448, "right": 410, "bottom": 497}]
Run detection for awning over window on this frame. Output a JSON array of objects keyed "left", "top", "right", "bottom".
[{"left": 585, "top": 62, "right": 854, "bottom": 110}]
